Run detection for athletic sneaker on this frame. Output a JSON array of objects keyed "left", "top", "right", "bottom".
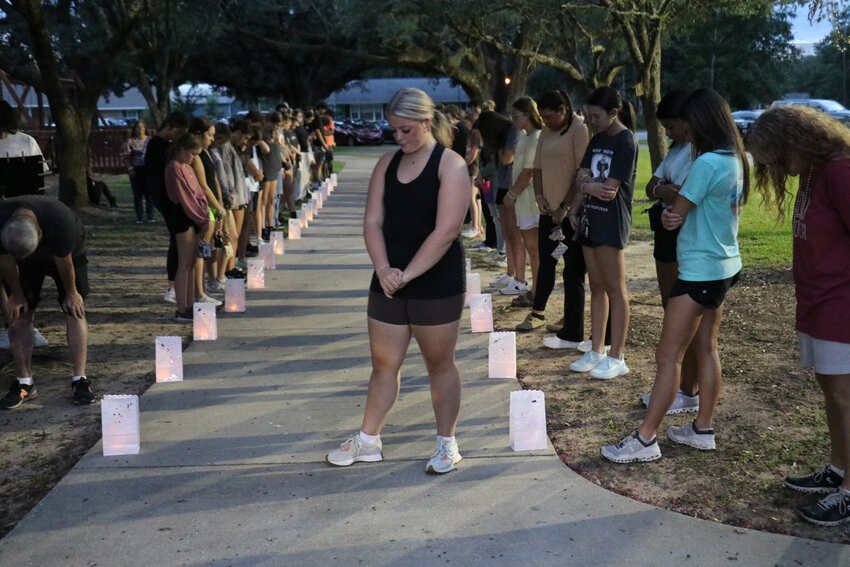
[
  {"left": 589, "top": 356, "right": 629, "bottom": 380},
  {"left": 489, "top": 274, "right": 513, "bottom": 288},
  {"left": 545, "top": 318, "right": 564, "bottom": 333},
  {"left": 326, "top": 434, "right": 383, "bottom": 467},
  {"left": 0, "top": 329, "right": 49, "bottom": 349},
  {"left": 798, "top": 491, "right": 850, "bottom": 527},
  {"left": 500, "top": 280, "right": 530, "bottom": 295},
  {"left": 667, "top": 421, "right": 716, "bottom": 450},
  {"left": 543, "top": 336, "right": 586, "bottom": 350},
  {"left": 0, "top": 380, "right": 37, "bottom": 409},
  {"left": 71, "top": 377, "right": 96, "bottom": 405},
  {"left": 569, "top": 350, "right": 606, "bottom": 373},
  {"left": 492, "top": 255, "right": 508, "bottom": 268},
  {"left": 197, "top": 293, "right": 223, "bottom": 307},
  {"left": 225, "top": 268, "right": 246, "bottom": 279},
  {"left": 601, "top": 431, "right": 661, "bottom": 463},
  {"left": 175, "top": 309, "right": 193, "bottom": 323},
  {"left": 425, "top": 438, "right": 462, "bottom": 474},
  {"left": 515, "top": 313, "right": 545, "bottom": 332},
  {"left": 641, "top": 390, "right": 700, "bottom": 415},
  {"left": 163, "top": 288, "right": 177, "bottom": 304},
  {"left": 785, "top": 465, "right": 844, "bottom": 494},
  {"left": 205, "top": 281, "right": 222, "bottom": 294}
]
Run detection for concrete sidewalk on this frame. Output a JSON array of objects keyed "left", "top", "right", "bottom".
[{"left": 1, "top": 152, "right": 847, "bottom": 566}]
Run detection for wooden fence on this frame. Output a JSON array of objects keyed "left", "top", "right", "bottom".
[{"left": 28, "top": 127, "right": 133, "bottom": 175}]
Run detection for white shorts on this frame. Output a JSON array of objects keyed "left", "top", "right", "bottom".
[
  {"left": 799, "top": 332, "right": 850, "bottom": 375},
  {"left": 516, "top": 214, "right": 539, "bottom": 231}
]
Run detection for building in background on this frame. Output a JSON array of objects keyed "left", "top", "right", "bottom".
[{"left": 326, "top": 77, "right": 469, "bottom": 120}]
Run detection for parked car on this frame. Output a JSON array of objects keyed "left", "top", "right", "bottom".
[
  {"left": 334, "top": 118, "right": 383, "bottom": 146},
  {"left": 731, "top": 110, "right": 763, "bottom": 136},
  {"left": 770, "top": 98, "right": 850, "bottom": 125},
  {"left": 373, "top": 119, "right": 396, "bottom": 143}
]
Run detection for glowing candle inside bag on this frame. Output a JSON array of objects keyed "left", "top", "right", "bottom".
[
  {"left": 464, "top": 272, "right": 481, "bottom": 307},
  {"left": 271, "top": 231, "right": 285, "bottom": 254},
  {"left": 101, "top": 395, "right": 140, "bottom": 456},
  {"left": 288, "top": 219, "right": 301, "bottom": 239},
  {"left": 488, "top": 332, "right": 517, "bottom": 379},
  {"left": 224, "top": 278, "right": 246, "bottom": 312},
  {"left": 259, "top": 242, "right": 275, "bottom": 269},
  {"left": 155, "top": 336, "right": 183, "bottom": 382},
  {"left": 193, "top": 302, "right": 217, "bottom": 341},
  {"left": 247, "top": 258, "right": 265, "bottom": 289},
  {"left": 469, "top": 294, "right": 494, "bottom": 333}
]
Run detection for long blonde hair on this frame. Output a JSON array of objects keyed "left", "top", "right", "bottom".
[
  {"left": 386, "top": 87, "right": 452, "bottom": 148},
  {"left": 748, "top": 106, "right": 850, "bottom": 219}
]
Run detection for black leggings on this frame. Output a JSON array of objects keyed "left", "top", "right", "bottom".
[{"left": 167, "top": 232, "right": 178, "bottom": 282}]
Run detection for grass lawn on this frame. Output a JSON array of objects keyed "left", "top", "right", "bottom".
[{"left": 633, "top": 142, "right": 793, "bottom": 270}]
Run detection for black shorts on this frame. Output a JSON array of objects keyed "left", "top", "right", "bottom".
[
  {"left": 367, "top": 292, "right": 464, "bottom": 326},
  {"left": 495, "top": 187, "right": 509, "bottom": 206},
  {"left": 17, "top": 254, "right": 90, "bottom": 311},
  {"left": 653, "top": 226, "right": 680, "bottom": 263},
  {"left": 164, "top": 205, "right": 196, "bottom": 235},
  {"left": 670, "top": 272, "right": 740, "bottom": 309}
]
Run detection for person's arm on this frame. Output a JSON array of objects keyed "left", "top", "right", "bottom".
[
  {"left": 504, "top": 168, "right": 533, "bottom": 208},
  {"left": 0, "top": 255, "right": 26, "bottom": 322},
  {"left": 191, "top": 155, "right": 223, "bottom": 216},
  {"left": 661, "top": 195, "right": 695, "bottom": 230},
  {"left": 54, "top": 254, "right": 85, "bottom": 319},
  {"left": 166, "top": 163, "right": 210, "bottom": 231},
  {"left": 364, "top": 153, "right": 403, "bottom": 297},
  {"left": 399, "top": 151, "right": 470, "bottom": 286}
]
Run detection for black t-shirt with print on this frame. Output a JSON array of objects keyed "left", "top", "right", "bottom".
[{"left": 579, "top": 129, "right": 638, "bottom": 249}]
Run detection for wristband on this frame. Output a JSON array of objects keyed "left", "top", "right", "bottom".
[{"left": 508, "top": 191, "right": 518, "bottom": 199}]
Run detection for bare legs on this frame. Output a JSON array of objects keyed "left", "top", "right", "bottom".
[
  {"left": 656, "top": 259, "right": 698, "bottom": 395},
  {"left": 500, "top": 204, "right": 525, "bottom": 283},
  {"left": 583, "top": 245, "right": 629, "bottom": 358},
  {"left": 520, "top": 227, "right": 539, "bottom": 295},
  {"left": 639, "top": 295, "right": 723, "bottom": 440},
  {"left": 360, "top": 318, "right": 462, "bottom": 438},
  {"left": 817, "top": 373, "right": 850, "bottom": 490}
]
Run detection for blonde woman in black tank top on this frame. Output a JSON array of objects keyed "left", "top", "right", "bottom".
[{"left": 326, "top": 88, "right": 471, "bottom": 475}]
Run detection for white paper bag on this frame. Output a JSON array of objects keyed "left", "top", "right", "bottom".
[
  {"left": 509, "top": 390, "right": 548, "bottom": 451},
  {"left": 101, "top": 395, "right": 140, "bottom": 456}
]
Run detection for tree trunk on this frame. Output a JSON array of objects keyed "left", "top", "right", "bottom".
[
  {"left": 638, "top": 48, "right": 666, "bottom": 170},
  {"left": 53, "top": 107, "right": 92, "bottom": 207}
]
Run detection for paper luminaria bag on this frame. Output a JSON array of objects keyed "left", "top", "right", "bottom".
[
  {"left": 469, "top": 293, "right": 494, "bottom": 333},
  {"left": 247, "top": 258, "right": 265, "bottom": 289},
  {"left": 101, "top": 394, "right": 140, "bottom": 456},
  {"left": 271, "top": 231, "right": 285, "bottom": 255},
  {"left": 464, "top": 272, "right": 481, "bottom": 307},
  {"left": 288, "top": 218, "right": 301, "bottom": 239},
  {"left": 193, "top": 302, "right": 217, "bottom": 341},
  {"left": 509, "top": 390, "right": 548, "bottom": 451},
  {"left": 224, "top": 277, "right": 246, "bottom": 312},
  {"left": 155, "top": 336, "right": 183, "bottom": 382},
  {"left": 259, "top": 242, "right": 275, "bottom": 269},
  {"left": 488, "top": 331, "right": 516, "bottom": 379}
]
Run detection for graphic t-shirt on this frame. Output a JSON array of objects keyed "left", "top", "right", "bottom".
[
  {"left": 579, "top": 129, "right": 637, "bottom": 248},
  {"left": 676, "top": 151, "right": 744, "bottom": 281}
]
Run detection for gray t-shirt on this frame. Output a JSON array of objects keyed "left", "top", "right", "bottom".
[
  {"left": 579, "top": 129, "right": 638, "bottom": 249},
  {"left": 494, "top": 125, "right": 519, "bottom": 189}
]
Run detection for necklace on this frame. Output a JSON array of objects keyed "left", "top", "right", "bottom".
[
  {"left": 401, "top": 143, "right": 436, "bottom": 165},
  {"left": 792, "top": 165, "right": 814, "bottom": 240}
]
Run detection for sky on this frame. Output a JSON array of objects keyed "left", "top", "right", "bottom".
[{"left": 789, "top": 5, "right": 833, "bottom": 46}]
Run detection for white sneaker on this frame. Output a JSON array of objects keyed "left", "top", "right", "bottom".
[
  {"left": 641, "top": 390, "right": 700, "bottom": 415},
  {"left": 499, "top": 280, "right": 530, "bottom": 295},
  {"left": 667, "top": 421, "right": 716, "bottom": 450},
  {"left": 601, "top": 432, "right": 662, "bottom": 463},
  {"left": 0, "top": 329, "right": 49, "bottom": 349},
  {"left": 569, "top": 350, "right": 606, "bottom": 373},
  {"left": 589, "top": 356, "right": 630, "bottom": 380},
  {"left": 32, "top": 329, "right": 48, "bottom": 348},
  {"left": 197, "top": 293, "right": 223, "bottom": 307},
  {"left": 163, "top": 288, "right": 176, "bottom": 303},
  {"left": 326, "top": 434, "right": 383, "bottom": 466},
  {"left": 205, "top": 281, "right": 222, "bottom": 294},
  {"left": 542, "top": 336, "right": 586, "bottom": 350},
  {"left": 489, "top": 274, "right": 513, "bottom": 288},
  {"left": 425, "top": 438, "right": 462, "bottom": 474},
  {"left": 493, "top": 256, "right": 508, "bottom": 268}
]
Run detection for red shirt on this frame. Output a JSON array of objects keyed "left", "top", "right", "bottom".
[
  {"left": 793, "top": 158, "right": 850, "bottom": 343},
  {"left": 165, "top": 161, "right": 209, "bottom": 229}
]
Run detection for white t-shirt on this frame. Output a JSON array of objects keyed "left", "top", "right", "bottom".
[
  {"left": 512, "top": 128, "right": 541, "bottom": 221},
  {"left": 0, "top": 132, "right": 48, "bottom": 172},
  {"left": 652, "top": 142, "right": 693, "bottom": 186}
]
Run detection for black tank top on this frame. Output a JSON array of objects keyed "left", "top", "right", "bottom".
[
  {"left": 369, "top": 144, "right": 465, "bottom": 299},
  {"left": 199, "top": 150, "right": 217, "bottom": 196}
]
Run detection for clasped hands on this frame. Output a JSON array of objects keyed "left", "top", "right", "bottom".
[
  {"left": 377, "top": 266, "right": 407, "bottom": 298},
  {"left": 661, "top": 208, "right": 684, "bottom": 230}
]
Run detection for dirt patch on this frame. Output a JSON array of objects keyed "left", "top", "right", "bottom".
[
  {"left": 471, "top": 236, "right": 850, "bottom": 545},
  {"left": 0, "top": 178, "right": 190, "bottom": 539}
]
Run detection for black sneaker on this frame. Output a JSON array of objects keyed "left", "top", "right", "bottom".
[
  {"left": 785, "top": 465, "right": 844, "bottom": 494},
  {"left": 71, "top": 377, "right": 96, "bottom": 405},
  {"left": 225, "top": 268, "right": 246, "bottom": 279},
  {"left": 798, "top": 491, "right": 850, "bottom": 527},
  {"left": 175, "top": 309, "right": 193, "bottom": 323},
  {"left": 0, "top": 380, "right": 37, "bottom": 409}
]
